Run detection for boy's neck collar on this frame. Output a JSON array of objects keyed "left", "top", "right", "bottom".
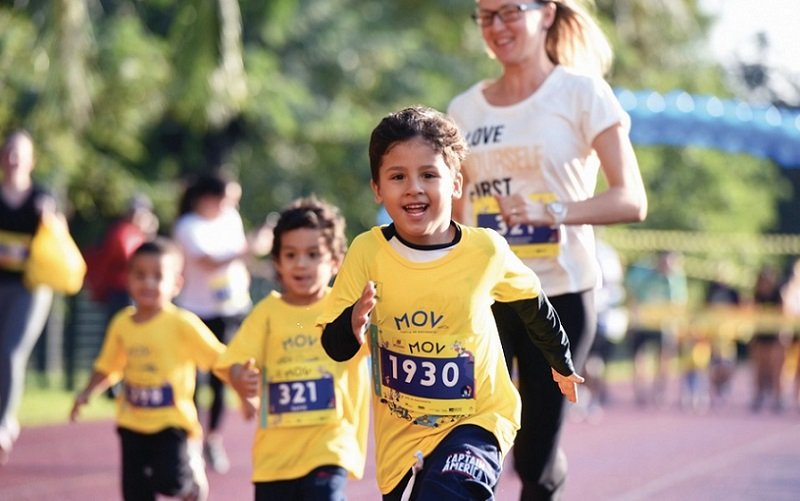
[{"left": 381, "top": 221, "right": 461, "bottom": 250}]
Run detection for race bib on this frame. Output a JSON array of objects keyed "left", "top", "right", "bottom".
[
  {"left": 472, "top": 193, "right": 561, "bottom": 258},
  {"left": 262, "top": 363, "right": 338, "bottom": 427},
  {"left": 209, "top": 274, "right": 233, "bottom": 304},
  {"left": 372, "top": 329, "right": 476, "bottom": 417},
  {"left": 124, "top": 383, "right": 175, "bottom": 408}
]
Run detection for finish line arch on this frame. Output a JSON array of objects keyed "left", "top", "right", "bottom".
[{"left": 614, "top": 88, "right": 800, "bottom": 167}]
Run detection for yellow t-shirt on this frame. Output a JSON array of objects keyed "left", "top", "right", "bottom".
[
  {"left": 93, "top": 304, "right": 225, "bottom": 438},
  {"left": 318, "top": 225, "right": 541, "bottom": 494},
  {"left": 214, "top": 290, "right": 370, "bottom": 483}
]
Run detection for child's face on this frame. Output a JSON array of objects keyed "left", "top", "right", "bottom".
[
  {"left": 127, "top": 253, "right": 183, "bottom": 312},
  {"left": 195, "top": 194, "right": 226, "bottom": 219},
  {"left": 274, "top": 227, "right": 339, "bottom": 305},
  {"left": 371, "top": 137, "right": 462, "bottom": 246}
]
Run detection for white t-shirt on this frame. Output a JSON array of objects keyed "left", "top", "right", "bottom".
[
  {"left": 173, "top": 207, "right": 252, "bottom": 317},
  {"left": 447, "top": 65, "right": 629, "bottom": 296}
]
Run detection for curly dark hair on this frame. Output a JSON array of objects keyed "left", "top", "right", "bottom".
[
  {"left": 368, "top": 105, "right": 468, "bottom": 183},
  {"left": 270, "top": 195, "right": 347, "bottom": 264}
]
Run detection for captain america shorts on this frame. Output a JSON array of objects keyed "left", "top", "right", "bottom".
[{"left": 384, "top": 424, "right": 503, "bottom": 501}]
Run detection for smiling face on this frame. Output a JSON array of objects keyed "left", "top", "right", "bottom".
[
  {"left": 371, "top": 137, "right": 463, "bottom": 246},
  {"left": 1, "top": 133, "right": 35, "bottom": 184},
  {"left": 127, "top": 252, "right": 183, "bottom": 318},
  {"left": 274, "top": 227, "right": 339, "bottom": 305},
  {"left": 476, "top": 0, "right": 553, "bottom": 67}
]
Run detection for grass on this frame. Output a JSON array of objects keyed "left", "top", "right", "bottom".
[
  {"left": 19, "top": 371, "right": 115, "bottom": 426},
  {"left": 18, "top": 370, "right": 236, "bottom": 427}
]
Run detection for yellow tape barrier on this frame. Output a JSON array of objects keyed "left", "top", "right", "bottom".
[
  {"left": 628, "top": 304, "right": 799, "bottom": 342},
  {"left": 603, "top": 228, "right": 800, "bottom": 256}
]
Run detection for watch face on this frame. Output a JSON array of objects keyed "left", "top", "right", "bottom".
[{"left": 549, "top": 202, "right": 564, "bottom": 214}]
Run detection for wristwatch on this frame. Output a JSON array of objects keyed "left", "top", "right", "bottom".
[{"left": 546, "top": 201, "right": 568, "bottom": 226}]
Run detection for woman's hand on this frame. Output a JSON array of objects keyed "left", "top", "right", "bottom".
[{"left": 496, "top": 194, "right": 549, "bottom": 226}]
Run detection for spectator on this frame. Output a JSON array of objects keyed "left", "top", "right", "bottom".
[
  {"left": 748, "top": 264, "right": 788, "bottom": 412},
  {"left": 625, "top": 251, "right": 688, "bottom": 407},
  {"left": 173, "top": 173, "right": 253, "bottom": 474},
  {"left": 781, "top": 258, "right": 800, "bottom": 411},
  {"left": 85, "top": 194, "right": 159, "bottom": 321},
  {"left": 0, "top": 130, "right": 64, "bottom": 465}
]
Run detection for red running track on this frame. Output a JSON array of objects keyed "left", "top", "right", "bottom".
[{"left": 2, "top": 368, "right": 799, "bottom": 500}]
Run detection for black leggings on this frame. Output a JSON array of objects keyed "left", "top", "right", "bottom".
[
  {"left": 494, "top": 290, "right": 595, "bottom": 501},
  {"left": 197, "top": 314, "right": 244, "bottom": 432}
]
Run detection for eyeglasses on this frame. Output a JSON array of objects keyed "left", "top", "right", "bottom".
[{"left": 471, "top": 2, "right": 546, "bottom": 28}]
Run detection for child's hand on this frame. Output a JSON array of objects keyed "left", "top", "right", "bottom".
[
  {"left": 231, "top": 359, "right": 260, "bottom": 398},
  {"left": 351, "top": 281, "right": 377, "bottom": 344},
  {"left": 552, "top": 369, "right": 585, "bottom": 404},
  {"left": 70, "top": 392, "right": 89, "bottom": 422},
  {"left": 240, "top": 395, "right": 260, "bottom": 420}
]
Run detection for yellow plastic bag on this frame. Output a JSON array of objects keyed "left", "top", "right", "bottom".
[{"left": 24, "top": 213, "right": 87, "bottom": 295}]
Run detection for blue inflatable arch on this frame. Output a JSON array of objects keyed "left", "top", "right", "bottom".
[{"left": 614, "top": 89, "right": 800, "bottom": 167}]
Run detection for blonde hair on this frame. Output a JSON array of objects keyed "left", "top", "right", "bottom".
[{"left": 545, "top": 0, "right": 612, "bottom": 76}]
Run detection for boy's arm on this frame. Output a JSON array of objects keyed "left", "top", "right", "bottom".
[
  {"left": 70, "top": 370, "right": 112, "bottom": 421},
  {"left": 322, "top": 281, "right": 376, "bottom": 362},
  {"left": 226, "top": 359, "right": 260, "bottom": 420},
  {"left": 321, "top": 305, "right": 361, "bottom": 361}
]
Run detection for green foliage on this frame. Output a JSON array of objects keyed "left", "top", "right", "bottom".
[{"left": 0, "top": 0, "right": 792, "bottom": 250}]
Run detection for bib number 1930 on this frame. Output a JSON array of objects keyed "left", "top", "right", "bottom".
[{"left": 380, "top": 349, "right": 474, "bottom": 400}]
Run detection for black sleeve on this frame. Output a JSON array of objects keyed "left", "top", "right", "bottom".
[
  {"left": 504, "top": 293, "right": 576, "bottom": 376},
  {"left": 321, "top": 305, "right": 362, "bottom": 362}
]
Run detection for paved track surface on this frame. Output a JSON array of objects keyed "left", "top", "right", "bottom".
[{"left": 2, "top": 367, "right": 799, "bottom": 500}]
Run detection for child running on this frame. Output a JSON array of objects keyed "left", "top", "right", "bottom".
[
  {"left": 317, "top": 105, "right": 584, "bottom": 500},
  {"left": 213, "top": 196, "right": 370, "bottom": 500},
  {"left": 71, "top": 238, "right": 224, "bottom": 501}
]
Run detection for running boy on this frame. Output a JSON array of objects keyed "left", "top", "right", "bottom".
[
  {"left": 213, "top": 196, "right": 370, "bottom": 501},
  {"left": 317, "top": 106, "right": 584, "bottom": 499},
  {"left": 71, "top": 238, "right": 224, "bottom": 501}
]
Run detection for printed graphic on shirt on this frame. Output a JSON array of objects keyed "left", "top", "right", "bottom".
[
  {"left": 0, "top": 230, "right": 32, "bottom": 271},
  {"left": 464, "top": 124, "right": 506, "bottom": 147},
  {"left": 261, "top": 331, "right": 338, "bottom": 428},
  {"left": 370, "top": 318, "right": 476, "bottom": 424},
  {"left": 462, "top": 145, "right": 542, "bottom": 201}
]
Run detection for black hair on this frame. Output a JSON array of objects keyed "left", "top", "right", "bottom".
[
  {"left": 130, "top": 237, "right": 182, "bottom": 266},
  {"left": 270, "top": 195, "right": 347, "bottom": 263},
  {"left": 368, "top": 105, "right": 468, "bottom": 183},
  {"left": 177, "top": 173, "right": 229, "bottom": 216}
]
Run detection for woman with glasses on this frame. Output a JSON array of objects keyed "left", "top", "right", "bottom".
[{"left": 448, "top": 1, "right": 647, "bottom": 499}]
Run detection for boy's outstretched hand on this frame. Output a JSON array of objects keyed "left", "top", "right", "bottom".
[
  {"left": 70, "top": 391, "right": 90, "bottom": 422},
  {"left": 351, "top": 281, "right": 377, "bottom": 345},
  {"left": 231, "top": 359, "right": 260, "bottom": 399},
  {"left": 240, "top": 395, "right": 260, "bottom": 420},
  {"left": 552, "top": 369, "right": 585, "bottom": 403}
]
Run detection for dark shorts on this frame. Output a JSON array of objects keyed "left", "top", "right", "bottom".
[
  {"left": 383, "top": 425, "right": 502, "bottom": 501},
  {"left": 254, "top": 465, "right": 348, "bottom": 501},
  {"left": 117, "top": 426, "right": 200, "bottom": 501}
]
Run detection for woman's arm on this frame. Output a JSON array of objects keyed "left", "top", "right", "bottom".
[{"left": 566, "top": 123, "right": 648, "bottom": 225}]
